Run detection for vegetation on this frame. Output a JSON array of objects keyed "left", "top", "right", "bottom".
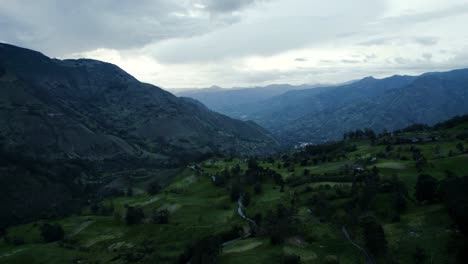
[{"left": 1, "top": 115, "right": 468, "bottom": 263}]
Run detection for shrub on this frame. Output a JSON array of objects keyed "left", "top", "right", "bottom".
[
  {"left": 283, "top": 254, "right": 301, "bottom": 264},
  {"left": 151, "top": 209, "right": 169, "bottom": 224},
  {"left": 125, "top": 207, "right": 145, "bottom": 225},
  {"left": 147, "top": 181, "right": 161, "bottom": 195},
  {"left": 41, "top": 223, "right": 65, "bottom": 242},
  {"left": 323, "top": 255, "right": 339, "bottom": 264},
  {"left": 415, "top": 174, "right": 438, "bottom": 203}
]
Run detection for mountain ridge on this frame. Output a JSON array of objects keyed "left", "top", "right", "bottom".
[
  {"left": 180, "top": 68, "right": 468, "bottom": 145},
  {"left": 0, "top": 43, "right": 278, "bottom": 230}
]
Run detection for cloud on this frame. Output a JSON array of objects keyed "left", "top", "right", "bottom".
[
  {"left": 341, "top": 59, "right": 361, "bottom": 64},
  {"left": 148, "top": 0, "right": 387, "bottom": 63},
  {"left": 0, "top": 0, "right": 263, "bottom": 55},
  {"left": 359, "top": 36, "right": 440, "bottom": 46},
  {"left": 422, "top": 53, "right": 433, "bottom": 60},
  {"left": 0, "top": 0, "right": 467, "bottom": 88},
  {"left": 380, "top": 3, "right": 468, "bottom": 24},
  {"left": 413, "top": 37, "right": 439, "bottom": 46},
  {"left": 199, "top": 0, "right": 269, "bottom": 13}
]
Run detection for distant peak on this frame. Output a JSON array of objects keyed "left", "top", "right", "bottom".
[{"left": 362, "top": 76, "right": 376, "bottom": 81}]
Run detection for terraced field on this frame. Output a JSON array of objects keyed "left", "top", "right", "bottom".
[{"left": 1, "top": 118, "right": 468, "bottom": 263}]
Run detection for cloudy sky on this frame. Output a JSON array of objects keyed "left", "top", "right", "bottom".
[{"left": 1, "top": 0, "right": 468, "bottom": 89}]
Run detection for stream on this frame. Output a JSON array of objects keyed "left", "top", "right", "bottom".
[
  {"left": 222, "top": 194, "right": 257, "bottom": 246},
  {"left": 341, "top": 226, "right": 375, "bottom": 264}
]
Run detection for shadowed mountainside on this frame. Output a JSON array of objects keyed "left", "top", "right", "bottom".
[
  {"left": 0, "top": 43, "right": 278, "bottom": 230},
  {"left": 182, "top": 70, "right": 468, "bottom": 145}
]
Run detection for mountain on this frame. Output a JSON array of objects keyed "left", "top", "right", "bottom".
[
  {"left": 182, "top": 70, "right": 468, "bottom": 145},
  {"left": 0, "top": 43, "right": 277, "bottom": 161},
  {"left": 0, "top": 43, "right": 278, "bottom": 229},
  {"left": 2, "top": 114, "right": 468, "bottom": 263},
  {"left": 175, "top": 83, "right": 323, "bottom": 119}
]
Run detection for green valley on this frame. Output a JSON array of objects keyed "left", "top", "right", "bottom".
[{"left": 1, "top": 115, "right": 467, "bottom": 264}]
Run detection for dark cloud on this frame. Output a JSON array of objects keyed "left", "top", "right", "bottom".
[
  {"left": 341, "top": 59, "right": 360, "bottom": 64},
  {"left": 0, "top": 0, "right": 466, "bottom": 88},
  {"left": 413, "top": 37, "right": 439, "bottom": 46},
  {"left": 0, "top": 0, "right": 258, "bottom": 55},
  {"left": 359, "top": 36, "right": 440, "bottom": 46},
  {"left": 382, "top": 4, "right": 468, "bottom": 24},
  {"left": 200, "top": 0, "right": 268, "bottom": 13},
  {"left": 422, "top": 53, "right": 433, "bottom": 60}
]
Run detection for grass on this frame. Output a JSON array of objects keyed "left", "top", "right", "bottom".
[{"left": 1, "top": 124, "right": 467, "bottom": 263}]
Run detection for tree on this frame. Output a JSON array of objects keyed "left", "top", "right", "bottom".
[
  {"left": 147, "top": 181, "right": 161, "bottom": 195},
  {"left": 456, "top": 142, "right": 465, "bottom": 153},
  {"left": 151, "top": 209, "right": 169, "bottom": 224},
  {"left": 415, "top": 174, "right": 438, "bottom": 203},
  {"left": 283, "top": 254, "right": 301, "bottom": 264},
  {"left": 414, "top": 247, "right": 427, "bottom": 264},
  {"left": 40, "top": 223, "right": 64, "bottom": 242},
  {"left": 230, "top": 183, "right": 241, "bottom": 202},
  {"left": 360, "top": 216, "right": 387, "bottom": 256},
  {"left": 254, "top": 182, "right": 263, "bottom": 194},
  {"left": 440, "top": 176, "right": 468, "bottom": 235},
  {"left": 264, "top": 204, "right": 297, "bottom": 245},
  {"left": 242, "top": 192, "right": 251, "bottom": 207},
  {"left": 323, "top": 255, "right": 340, "bottom": 264},
  {"left": 231, "top": 164, "right": 241, "bottom": 175},
  {"left": 248, "top": 158, "right": 259, "bottom": 170},
  {"left": 186, "top": 235, "right": 222, "bottom": 264},
  {"left": 393, "top": 192, "right": 407, "bottom": 213},
  {"left": 125, "top": 206, "right": 145, "bottom": 225},
  {"left": 126, "top": 187, "right": 133, "bottom": 197}
]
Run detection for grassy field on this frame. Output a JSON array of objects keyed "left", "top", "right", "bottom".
[{"left": 1, "top": 121, "right": 467, "bottom": 263}]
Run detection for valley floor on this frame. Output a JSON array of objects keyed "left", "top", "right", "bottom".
[{"left": 1, "top": 122, "right": 468, "bottom": 264}]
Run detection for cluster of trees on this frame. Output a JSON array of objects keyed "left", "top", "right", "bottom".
[
  {"left": 208, "top": 159, "right": 283, "bottom": 203},
  {"left": 146, "top": 181, "right": 161, "bottom": 195},
  {"left": 125, "top": 206, "right": 145, "bottom": 225},
  {"left": 261, "top": 204, "right": 298, "bottom": 245},
  {"left": 177, "top": 235, "right": 222, "bottom": 264},
  {"left": 343, "top": 128, "right": 377, "bottom": 140},
  {"left": 40, "top": 223, "right": 65, "bottom": 243},
  {"left": 124, "top": 205, "right": 170, "bottom": 226},
  {"left": 440, "top": 176, "right": 468, "bottom": 262},
  {"left": 360, "top": 216, "right": 387, "bottom": 257},
  {"left": 434, "top": 114, "right": 468, "bottom": 130},
  {"left": 396, "top": 124, "right": 430, "bottom": 133}
]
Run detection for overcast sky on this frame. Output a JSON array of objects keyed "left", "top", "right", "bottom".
[{"left": 1, "top": 0, "right": 468, "bottom": 89}]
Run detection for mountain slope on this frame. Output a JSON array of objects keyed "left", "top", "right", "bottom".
[
  {"left": 272, "top": 69, "right": 468, "bottom": 144},
  {"left": 181, "top": 69, "right": 468, "bottom": 145},
  {"left": 0, "top": 43, "right": 278, "bottom": 230},
  {"left": 0, "top": 43, "right": 277, "bottom": 162},
  {"left": 175, "top": 84, "right": 322, "bottom": 119}
]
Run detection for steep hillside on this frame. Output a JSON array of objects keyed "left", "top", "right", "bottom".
[
  {"left": 2, "top": 115, "right": 467, "bottom": 263},
  {"left": 182, "top": 70, "right": 468, "bottom": 145},
  {"left": 274, "top": 70, "right": 468, "bottom": 144},
  {"left": 0, "top": 43, "right": 277, "bottom": 161},
  {"left": 176, "top": 84, "right": 322, "bottom": 118},
  {"left": 0, "top": 43, "right": 278, "bottom": 230}
]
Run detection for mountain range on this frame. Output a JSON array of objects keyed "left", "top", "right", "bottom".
[
  {"left": 180, "top": 69, "right": 468, "bottom": 145},
  {"left": 0, "top": 43, "right": 277, "bottom": 229},
  {"left": 0, "top": 43, "right": 277, "bottom": 162}
]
